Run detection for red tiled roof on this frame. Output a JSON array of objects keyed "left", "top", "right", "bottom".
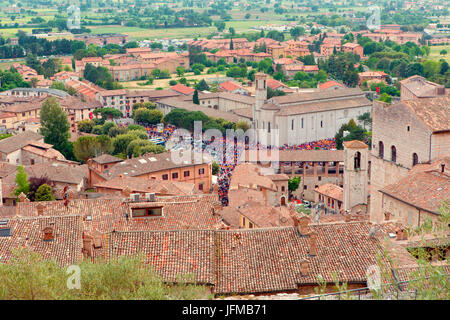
[
  {"left": 319, "top": 80, "right": 345, "bottom": 91},
  {"left": 218, "top": 81, "right": 243, "bottom": 92},
  {"left": 170, "top": 84, "right": 195, "bottom": 95}
]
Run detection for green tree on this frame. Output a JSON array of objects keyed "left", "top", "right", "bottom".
[
  {"left": 39, "top": 97, "right": 71, "bottom": 156},
  {"left": 77, "top": 119, "right": 94, "bottom": 133},
  {"left": 212, "top": 161, "right": 220, "bottom": 175},
  {"left": 176, "top": 66, "right": 185, "bottom": 77},
  {"left": 34, "top": 184, "right": 55, "bottom": 202},
  {"left": 196, "top": 79, "right": 209, "bottom": 91},
  {"left": 214, "top": 21, "right": 226, "bottom": 32},
  {"left": 288, "top": 176, "right": 301, "bottom": 193},
  {"left": 14, "top": 165, "right": 29, "bottom": 197},
  {"left": 235, "top": 120, "right": 250, "bottom": 132},
  {"left": 133, "top": 108, "right": 164, "bottom": 126},
  {"left": 193, "top": 90, "right": 200, "bottom": 104}
]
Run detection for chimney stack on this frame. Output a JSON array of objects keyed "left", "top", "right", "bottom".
[
  {"left": 308, "top": 231, "right": 318, "bottom": 256},
  {"left": 42, "top": 226, "right": 54, "bottom": 241},
  {"left": 395, "top": 227, "right": 407, "bottom": 240},
  {"left": 36, "top": 203, "right": 45, "bottom": 216},
  {"left": 299, "top": 259, "right": 309, "bottom": 277},
  {"left": 82, "top": 233, "right": 93, "bottom": 257},
  {"left": 297, "top": 215, "right": 311, "bottom": 236}
]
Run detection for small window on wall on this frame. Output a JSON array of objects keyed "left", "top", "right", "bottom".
[
  {"left": 199, "top": 168, "right": 205, "bottom": 175},
  {"left": 162, "top": 174, "right": 168, "bottom": 180},
  {"left": 131, "top": 207, "right": 163, "bottom": 218},
  {"left": 172, "top": 172, "right": 178, "bottom": 179},
  {"left": 199, "top": 184, "right": 204, "bottom": 191},
  {"left": 249, "top": 222, "right": 253, "bottom": 229},
  {"left": 184, "top": 171, "right": 190, "bottom": 177}
]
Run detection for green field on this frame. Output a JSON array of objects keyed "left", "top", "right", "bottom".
[
  {"left": 428, "top": 45, "right": 450, "bottom": 63},
  {"left": 89, "top": 19, "right": 286, "bottom": 40}
]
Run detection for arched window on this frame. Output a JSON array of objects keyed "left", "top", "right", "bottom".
[
  {"left": 391, "top": 146, "right": 397, "bottom": 163},
  {"left": 412, "top": 153, "right": 418, "bottom": 166},
  {"left": 378, "top": 141, "right": 384, "bottom": 158},
  {"left": 354, "top": 151, "right": 361, "bottom": 170}
]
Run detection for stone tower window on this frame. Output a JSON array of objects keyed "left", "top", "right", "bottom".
[
  {"left": 378, "top": 141, "right": 384, "bottom": 158},
  {"left": 354, "top": 151, "right": 361, "bottom": 170},
  {"left": 391, "top": 146, "right": 397, "bottom": 163}
]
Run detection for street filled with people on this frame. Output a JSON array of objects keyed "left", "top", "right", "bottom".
[{"left": 132, "top": 123, "right": 337, "bottom": 207}]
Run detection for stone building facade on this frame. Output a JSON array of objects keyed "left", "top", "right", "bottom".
[{"left": 370, "top": 97, "right": 450, "bottom": 223}]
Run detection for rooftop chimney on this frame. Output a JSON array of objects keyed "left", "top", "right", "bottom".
[
  {"left": 299, "top": 259, "right": 309, "bottom": 277},
  {"left": 36, "top": 203, "right": 45, "bottom": 216},
  {"left": 297, "top": 215, "right": 311, "bottom": 236},
  {"left": 42, "top": 226, "right": 54, "bottom": 241},
  {"left": 395, "top": 227, "right": 407, "bottom": 241},
  {"left": 83, "top": 234, "right": 93, "bottom": 257},
  {"left": 308, "top": 231, "right": 318, "bottom": 256}
]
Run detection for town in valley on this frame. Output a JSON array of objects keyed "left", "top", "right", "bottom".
[{"left": 0, "top": 0, "right": 448, "bottom": 302}]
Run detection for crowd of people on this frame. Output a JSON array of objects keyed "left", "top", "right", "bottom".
[
  {"left": 144, "top": 124, "right": 177, "bottom": 141},
  {"left": 126, "top": 122, "right": 337, "bottom": 207},
  {"left": 217, "top": 138, "right": 337, "bottom": 206}
]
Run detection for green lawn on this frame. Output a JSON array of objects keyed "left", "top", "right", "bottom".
[{"left": 428, "top": 45, "right": 450, "bottom": 63}]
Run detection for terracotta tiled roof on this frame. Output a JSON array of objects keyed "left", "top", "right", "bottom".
[
  {"left": 170, "top": 84, "right": 195, "bottom": 95},
  {"left": 275, "top": 97, "right": 371, "bottom": 116},
  {"left": 93, "top": 176, "right": 196, "bottom": 196},
  {"left": 218, "top": 81, "right": 244, "bottom": 92},
  {"left": 267, "top": 78, "right": 288, "bottom": 90},
  {"left": 271, "top": 87, "right": 366, "bottom": 105},
  {"left": 230, "top": 163, "right": 277, "bottom": 191},
  {"left": 14, "top": 195, "right": 222, "bottom": 234},
  {"left": 106, "top": 221, "right": 384, "bottom": 294},
  {"left": 92, "top": 154, "right": 123, "bottom": 164},
  {"left": 100, "top": 151, "right": 210, "bottom": 180},
  {"left": 238, "top": 204, "right": 294, "bottom": 228},
  {"left": 380, "top": 156, "right": 450, "bottom": 214},
  {"left": 398, "top": 97, "right": 450, "bottom": 133},
  {"left": 0, "top": 131, "right": 43, "bottom": 154},
  {"left": 0, "top": 215, "right": 84, "bottom": 266},
  {"left": 315, "top": 183, "right": 343, "bottom": 202},
  {"left": 319, "top": 80, "right": 345, "bottom": 91},
  {"left": 343, "top": 140, "right": 368, "bottom": 149},
  {"left": 24, "top": 163, "right": 88, "bottom": 185}
]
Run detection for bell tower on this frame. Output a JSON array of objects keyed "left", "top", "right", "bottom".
[
  {"left": 343, "top": 140, "right": 369, "bottom": 212},
  {"left": 254, "top": 72, "right": 267, "bottom": 112}
]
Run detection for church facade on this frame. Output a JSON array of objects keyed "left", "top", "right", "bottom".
[{"left": 252, "top": 73, "right": 372, "bottom": 146}]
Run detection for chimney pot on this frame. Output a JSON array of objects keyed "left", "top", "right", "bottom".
[
  {"left": 308, "top": 231, "right": 318, "bottom": 256},
  {"left": 299, "top": 259, "right": 309, "bottom": 276},
  {"left": 36, "top": 204, "right": 45, "bottom": 216},
  {"left": 297, "top": 216, "right": 311, "bottom": 235},
  {"left": 42, "top": 226, "right": 54, "bottom": 241}
]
